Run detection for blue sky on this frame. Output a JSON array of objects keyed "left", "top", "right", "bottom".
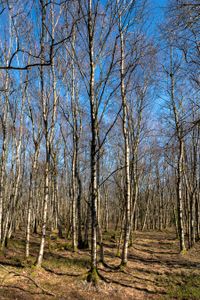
[{"left": 148, "top": 0, "right": 167, "bottom": 34}]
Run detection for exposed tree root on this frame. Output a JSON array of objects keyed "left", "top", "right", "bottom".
[
  {"left": 99, "top": 261, "right": 128, "bottom": 273},
  {"left": 0, "top": 264, "right": 55, "bottom": 297},
  {"left": 97, "top": 270, "right": 134, "bottom": 287},
  {"left": 100, "top": 259, "right": 121, "bottom": 270},
  {"left": 98, "top": 267, "right": 118, "bottom": 273},
  {"left": 101, "top": 267, "right": 163, "bottom": 288},
  {"left": 97, "top": 269, "right": 166, "bottom": 295},
  {"left": 87, "top": 268, "right": 134, "bottom": 287},
  {"left": 86, "top": 267, "right": 99, "bottom": 285},
  {"left": 96, "top": 269, "right": 110, "bottom": 283},
  {"left": 98, "top": 267, "right": 127, "bottom": 275}
]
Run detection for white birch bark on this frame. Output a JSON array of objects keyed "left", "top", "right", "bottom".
[{"left": 118, "top": 6, "right": 131, "bottom": 266}]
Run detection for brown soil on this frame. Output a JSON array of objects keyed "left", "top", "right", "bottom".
[{"left": 0, "top": 230, "right": 199, "bottom": 299}]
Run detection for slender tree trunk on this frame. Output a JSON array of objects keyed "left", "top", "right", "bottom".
[
  {"left": 83, "top": 199, "right": 90, "bottom": 249},
  {"left": 37, "top": 0, "right": 48, "bottom": 266},
  {"left": 0, "top": 73, "right": 9, "bottom": 242},
  {"left": 87, "top": 0, "right": 98, "bottom": 281},
  {"left": 170, "top": 48, "right": 186, "bottom": 253},
  {"left": 71, "top": 154, "right": 77, "bottom": 251},
  {"left": 77, "top": 172, "right": 83, "bottom": 248},
  {"left": 71, "top": 26, "right": 77, "bottom": 251},
  {"left": 37, "top": 150, "right": 49, "bottom": 266},
  {"left": 37, "top": 2, "right": 58, "bottom": 265},
  {"left": 177, "top": 139, "right": 186, "bottom": 252},
  {"left": 104, "top": 188, "right": 109, "bottom": 232},
  {"left": 118, "top": 10, "right": 131, "bottom": 266},
  {"left": 2, "top": 74, "right": 27, "bottom": 250},
  {"left": 142, "top": 189, "right": 152, "bottom": 231},
  {"left": 26, "top": 147, "right": 39, "bottom": 258}
]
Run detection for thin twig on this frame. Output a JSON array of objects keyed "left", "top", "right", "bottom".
[{"left": 0, "top": 264, "right": 55, "bottom": 297}]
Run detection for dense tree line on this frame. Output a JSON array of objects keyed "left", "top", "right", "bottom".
[{"left": 0, "top": 0, "right": 199, "bottom": 283}]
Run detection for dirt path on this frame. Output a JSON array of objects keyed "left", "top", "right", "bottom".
[{"left": 0, "top": 231, "right": 199, "bottom": 299}]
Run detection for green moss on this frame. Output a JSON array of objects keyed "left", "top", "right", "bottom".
[
  {"left": 116, "top": 249, "right": 121, "bottom": 258},
  {"left": 64, "top": 242, "right": 73, "bottom": 251},
  {"left": 0, "top": 249, "right": 6, "bottom": 256},
  {"left": 180, "top": 249, "right": 187, "bottom": 255},
  {"left": 47, "top": 239, "right": 67, "bottom": 252},
  {"left": 30, "top": 266, "right": 38, "bottom": 277},
  {"left": 87, "top": 267, "right": 99, "bottom": 285},
  {"left": 165, "top": 274, "right": 200, "bottom": 300},
  {"left": 22, "top": 257, "right": 35, "bottom": 267},
  {"left": 120, "top": 261, "right": 127, "bottom": 270},
  {"left": 30, "top": 264, "right": 37, "bottom": 270},
  {"left": 72, "top": 245, "right": 78, "bottom": 252},
  {"left": 128, "top": 241, "right": 133, "bottom": 247},
  {"left": 43, "top": 254, "right": 90, "bottom": 270}
]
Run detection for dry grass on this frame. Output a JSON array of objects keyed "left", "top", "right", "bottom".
[{"left": 0, "top": 230, "right": 199, "bottom": 299}]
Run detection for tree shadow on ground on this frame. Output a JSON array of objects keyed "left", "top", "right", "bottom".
[
  {"left": 128, "top": 253, "right": 200, "bottom": 269},
  {"left": 43, "top": 251, "right": 90, "bottom": 269},
  {"left": 132, "top": 245, "right": 178, "bottom": 255}
]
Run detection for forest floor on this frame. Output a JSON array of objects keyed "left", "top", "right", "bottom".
[{"left": 0, "top": 230, "right": 199, "bottom": 299}]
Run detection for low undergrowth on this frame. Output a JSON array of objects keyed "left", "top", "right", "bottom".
[
  {"left": 0, "top": 230, "right": 199, "bottom": 299},
  {"left": 162, "top": 273, "right": 200, "bottom": 300}
]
